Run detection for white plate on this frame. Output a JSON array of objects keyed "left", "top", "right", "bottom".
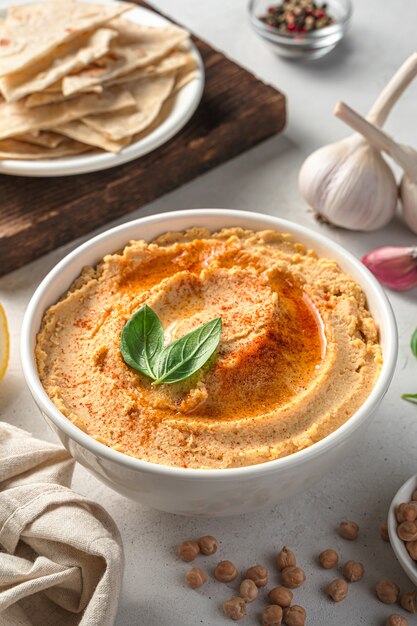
[
  {"left": 388, "top": 473, "right": 417, "bottom": 586},
  {"left": 0, "top": 1, "right": 204, "bottom": 177}
]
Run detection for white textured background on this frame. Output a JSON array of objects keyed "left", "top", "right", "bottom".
[{"left": 1, "top": 0, "right": 417, "bottom": 624}]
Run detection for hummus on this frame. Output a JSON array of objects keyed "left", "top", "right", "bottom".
[{"left": 36, "top": 228, "right": 383, "bottom": 469}]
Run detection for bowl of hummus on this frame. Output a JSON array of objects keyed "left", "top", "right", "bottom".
[{"left": 21, "top": 209, "right": 397, "bottom": 516}]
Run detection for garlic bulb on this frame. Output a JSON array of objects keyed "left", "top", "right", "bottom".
[
  {"left": 334, "top": 101, "right": 417, "bottom": 235},
  {"left": 362, "top": 246, "right": 417, "bottom": 291},
  {"left": 299, "top": 53, "right": 417, "bottom": 231}
]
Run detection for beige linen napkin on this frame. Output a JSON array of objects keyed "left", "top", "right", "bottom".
[{"left": 0, "top": 422, "right": 124, "bottom": 626}]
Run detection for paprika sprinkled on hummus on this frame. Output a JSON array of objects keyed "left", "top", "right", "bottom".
[{"left": 36, "top": 228, "right": 382, "bottom": 469}]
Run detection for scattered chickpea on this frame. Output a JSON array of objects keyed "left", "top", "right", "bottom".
[
  {"left": 386, "top": 615, "right": 409, "bottom": 626},
  {"left": 397, "top": 521, "right": 417, "bottom": 542},
  {"left": 198, "top": 535, "right": 218, "bottom": 556},
  {"left": 185, "top": 567, "right": 208, "bottom": 589},
  {"left": 245, "top": 564, "right": 268, "bottom": 587},
  {"left": 375, "top": 580, "right": 400, "bottom": 604},
  {"left": 178, "top": 540, "right": 200, "bottom": 562},
  {"left": 276, "top": 547, "right": 296, "bottom": 571},
  {"left": 268, "top": 586, "right": 293, "bottom": 608},
  {"left": 239, "top": 579, "right": 258, "bottom": 603},
  {"left": 400, "top": 591, "right": 417, "bottom": 614},
  {"left": 223, "top": 597, "right": 246, "bottom": 621},
  {"left": 342, "top": 560, "right": 364, "bottom": 583},
  {"left": 406, "top": 540, "right": 417, "bottom": 560},
  {"left": 319, "top": 549, "right": 339, "bottom": 569},
  {"left": 326, "top": 578, "right": 349, "bottom": 602},
  {"left": 338, "top": 520, "right": 359, "bottom": 541},
  {"left": 380, "top": 521, "right": 390, "bottom": 542},
  {"left": 283, "top": 605, "right": 307, "bottom": 626},
  {"left": 281, "top": 566, "right": 305, "bottom": 589},
  {"left": 214, "top": 560, "right": 238, "bottom": 583},
  {"left": 262, "top": 604, "right": 283, "bottom": 626}
]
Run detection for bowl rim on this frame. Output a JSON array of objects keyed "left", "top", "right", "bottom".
[
  {"left": 247, "top": 0, "right": 353, "bottom": 43},
  {"left": 388, "top": 473, "right": 417, "bottom": 586},
  {"left": 21, "top": 208, "right": 398, "bottom": 480}
]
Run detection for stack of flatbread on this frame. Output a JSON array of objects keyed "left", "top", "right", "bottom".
[{"left": 0, "top": 0, "right": 198, "bottom": 159}]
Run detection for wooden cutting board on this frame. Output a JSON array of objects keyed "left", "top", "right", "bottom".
[{"left": 0, "top": 2, "right": 286, "bottom": 277}]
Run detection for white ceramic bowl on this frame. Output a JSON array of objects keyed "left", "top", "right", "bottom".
[
  {"left": 21, "top": 209, "right": 398, "bottom": 516},
  {"left": 388, "top": 474, "right": 417, "bottom": 586}
]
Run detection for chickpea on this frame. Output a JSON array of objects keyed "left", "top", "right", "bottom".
[
  {"left": 326, "top": 578, "right": 349, "bottom": 602},
  {"left": 380, "top": 521, "right": 390, "bottom": 542},
  {"left": 342, "top": 560, "right": 364, "bottom": 583},
  {"left": 406, "top": 540, "right": 417, "bottom": 560},
  {"left": 214, "top": 560, "right": 238, "bottom": 583},
  {"left": 404, "top": 503, "right": 417, "bottom": 521},
  {"left": 268, "top": 586, "right": 293, "bottom": 608},
  {"left": 178, "top": 540, "right": 200, "bottom": 562},
  {"left": 198, "top": 535, "right": 218, "bottom": 556},
  {"left": 223, "top": 597, "right": 246, "bottom": 621},
  {"left": 338, "top": 520, "right": 359, "bottom": 541},
  {"left": 400, "top": 591, "right": 417, "bottom": 614},
  {"left": 262, "top": 604, "right": 283, "bottom": 626},
  {"left": 283, "top": 605, "right": 307, "bottom": 626},
  {"left": 276, "top": 547, "right": 296, "bottom": 571},
  {"left": 239, "top": 579, "right": 258, "bottom": 603},
  {"left": 386, "top": 616, "right": 409, "bottom": 626},
  {"left": 245, "top": 564, "right": 268, "bottom": 587},
  {"left": 397, "top": 521, "right": 417, "bottom": 542},
  {"left": 281, "top": 566, "right": 305, "bottom": 589},
  {"left": 185, "top": 567, "right": 208, "bottom": 589},
  {"left": 396, "top": 503, "right": 417, "bottom": 523},
  {"left": 375, "top": 580, "right": 400, "bottom": 604},
  {"left": 319, "top": 549, "right": 339, "bottom": 569}
]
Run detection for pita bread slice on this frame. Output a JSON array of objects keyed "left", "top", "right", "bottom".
[
  {"left": 173, "top": 67, "right": 199, "bottom": 93},
  {"left": 25, "top": 85, "right": 103, "bottom": 108},
  {"left": 0, "top": 1, "right": 133, "bottom": 77},
  {"left": 0, "top": 137, "right": 91, "bottom": 160},
  {"left": 0, "top": 86, "right": 136, "bottom": 140},
  {"left": 16, "top": 131, "right": 66, "bottom": 149},
  {"left": 0, "top": 28, "right": 117, "bottom": 102},
  {"left": 104, "top": 50, "right": 197, "bottom": 87},
  {"left": 54, "top": 120, "right": 131, "bottom": 153},
  {"left": 62, "top": 20, "right": 188, "bottom": 96},
  {"left": 82, "top": 74, "right": 175, "bottom": 141}
]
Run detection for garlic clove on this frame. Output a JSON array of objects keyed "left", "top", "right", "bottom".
[
  {"left": 361, "top": 246, "right": 417, "bottom": 291},
  {"left": 299, "top": 135, "right": 398, "bottom": 231},
  {"left": 401, "top": 176, "right": 417, "bottom": 235}
]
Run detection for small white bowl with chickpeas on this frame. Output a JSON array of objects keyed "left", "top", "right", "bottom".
[{"left": 389, "top": 474, "right": 417, "bottom": 587}]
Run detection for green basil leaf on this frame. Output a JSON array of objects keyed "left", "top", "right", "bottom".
[
  {"left": 120, "top": 304, "right": 163, "bottom": 379},
  {"left": 153, "top": 317, "right": 222, "bottom": 385},
  {"left": 411, "top": 327, "right": 417, "bottom": 359},
  {"left": 402, "top": 393, "right": 417, "bottom": 404}
]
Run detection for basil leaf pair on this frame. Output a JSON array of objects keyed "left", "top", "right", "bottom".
[{"left": 120, "top": 305, "right": 222, "bottom": 385}]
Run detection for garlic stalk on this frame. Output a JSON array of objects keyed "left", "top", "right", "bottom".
[
  {"left": 299, "top": 53, "right": 417, "bottom": 231},
  {"left": 334, "top": 100, "right": 417, "bottom": 236},
  {"left": 361, "top": 246, "right": 417, "bottom": 291}
]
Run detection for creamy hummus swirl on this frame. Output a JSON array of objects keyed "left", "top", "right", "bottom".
[{"left": 36, "top": 228, "right": 382, "bottom": 469}]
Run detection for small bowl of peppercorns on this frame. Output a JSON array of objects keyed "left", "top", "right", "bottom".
[{"left": 248, "top": 0, "right": 352, "bottom": 60}]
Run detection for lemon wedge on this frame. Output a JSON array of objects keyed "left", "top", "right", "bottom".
[{"left": 0, "top": 304, "right": 10, "bottom": 381}]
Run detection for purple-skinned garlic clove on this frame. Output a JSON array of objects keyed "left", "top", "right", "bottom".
[{"left": 361, "top": 246, "right": 417, "bottom": 291}]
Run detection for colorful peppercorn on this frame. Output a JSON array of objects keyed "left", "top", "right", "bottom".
[{"left": 260, "top": 0, "right": 334, "bottom": 34}]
